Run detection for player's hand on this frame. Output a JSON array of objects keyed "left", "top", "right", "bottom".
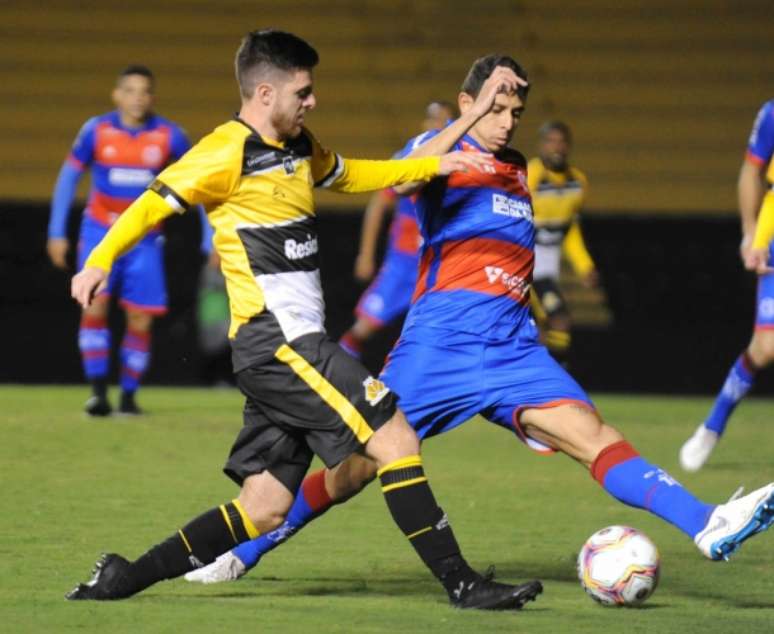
[
  {"left": 469, "top": 66, "right": 529, "bottom": 120},
  {"left": 207, "top": 250, "right": 221, "bottom": 270},
  {"left": 71, "top": 266, "right": 108, "bottom": 308},
  {"left": 439, "top": 150, "right": 495, "bottom": 176},
  {"left": 581, "top": 269, "right": 599, "bottom": 289},
  {"left": 354, "top": 253, "right": 376, "bottom": 282},
  {"left": 739, "top": 233, "right": 754, "bottom": 265},
  {"left": 47, "top": 238, "right": 70, "bottom": 269},
  {"left": 744, "top": 247, "right": 774, "bottom": 275}
]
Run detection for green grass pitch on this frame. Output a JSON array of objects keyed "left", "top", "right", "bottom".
[{"left": 2, "top": 386, "right": 773, "bottom": 633}]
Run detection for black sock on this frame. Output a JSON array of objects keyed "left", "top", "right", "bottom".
[
  {"left": 92, "top": 377, "right": 108, "bottom": 400},
  {"left": 120, "top": 500, "right": 259, "bottom": 596},
  {"left": 378, "top": 455, "right": 476, "bottom": 596}
]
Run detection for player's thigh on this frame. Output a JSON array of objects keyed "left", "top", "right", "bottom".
[
  {"left": 363, "top": 409, "right": 421, "bottom": 469},
  {"left": 78, "top": 219, "right": 118, "bottom": 299},
  {"left": 519, "top": 404, "right": 623, "bottom": 467},
  {"left": 119, "top": 235, "right": 168, "bottom": 314}
]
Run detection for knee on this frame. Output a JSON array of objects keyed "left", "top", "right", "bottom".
[
  {"left": 749, "top": 334, "right": 774, "bottom": 367},
  {"left": 126, "top": 310, "right": 153, "bottom": 332},
  {"left": 366, "top": 410, "right": 421, "bottom": 467}
]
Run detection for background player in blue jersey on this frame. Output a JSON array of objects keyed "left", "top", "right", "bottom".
[
  {"left": 188, "top": 58, "right": 774, "bottom": 585},
  {"left": 680, "top": 99, "right": 774, "bottom": 471},
  {"left": 339, "top": 101, "right": 457, "bottom": 359},
  {"left": 47, "top": 65, "right": 206, "bottom": 416}
]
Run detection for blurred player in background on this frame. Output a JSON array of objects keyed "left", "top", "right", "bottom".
[
  {"left": 188, "top": 57, "right": 774, "bottom": 587},
  {"left": 681, "top": 99, "right": 774, "bottom": 471},
  {"left": 47, "top": 65, "right": 205, "bottom": 416},
  {"left": 66, "top": 30, "right": 541, "bottom": 610},
  {"left": 528, "top": 121, "right": 597, "bottom": 364},
  {"left": 340, "top": 101, "right": 456, "bottom": 358}
]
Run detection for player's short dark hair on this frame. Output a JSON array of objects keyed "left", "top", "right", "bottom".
[
  {"left": 538, "top": 120, "right": 572, "bottom": 143},
  {"left": 118, "top": 65, "right": 154, "bottom": 83},
  {"left": 461, "top": 54, "right": 529, "bottom": 100},
  {"left": 235, "top": 29, "right": 319, "bottom": 99}
]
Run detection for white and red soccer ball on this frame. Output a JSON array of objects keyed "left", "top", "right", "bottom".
[{"left": 577, "top": 525, "right": 660, "bottom": 606}]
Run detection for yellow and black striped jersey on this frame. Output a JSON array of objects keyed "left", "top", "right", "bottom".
[
  {"left": 144, "top": 117, "right": 439, "bottom": 371},
  {"left": 527, "top": 157, "right": 593, "bottom": 279}
]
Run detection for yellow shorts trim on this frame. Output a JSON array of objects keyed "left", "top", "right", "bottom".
[
  {"left": 381, "top": 476, "right": 428, "bottom": 493},
  {"left": 376, "top": 454, "right": 423, "bottom": 478},
  {"left": 406, "top": 526, "right": 433, "bottom": 540},
  {"left": 232, "top": 499, "right": 261, "bottom": 539},
  {"left": 275, "top": 343, "right": 374, "bottom": 444}
]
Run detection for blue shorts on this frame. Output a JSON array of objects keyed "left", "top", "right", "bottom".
[
  {"left": 380, "top": 321, "right": 593, "bottom": 453},
  {"left": 355, "top": 251, "right": 418, "bottom": 326},
  {"left": 755, "top": 243, "right": 774, "bottom": 329},
  {"left": 78, "top": 216, "right": 168, "bottom": 314}
]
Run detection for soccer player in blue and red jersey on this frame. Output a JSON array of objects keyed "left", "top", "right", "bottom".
[
  {"left": 187, "top": 57, "right": 774, "bottom": 586},
  {"left": 47, "top": 65, "right": 197, "bottom": 416},
  {"left": 681, "top": 99, "right": 774, "bottom": 471},
  {"left": 340, "top": 101, "right": 456, "bottom": 359}
]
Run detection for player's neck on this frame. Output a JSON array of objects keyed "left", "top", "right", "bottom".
[
  {"left": 118, "top": 112, "right": 149, "bottom": 129},
  {"left": 238, "top": 107, "right": 286, "bottom": 146}
]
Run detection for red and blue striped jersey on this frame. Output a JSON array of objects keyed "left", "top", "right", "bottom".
[
  {"left": 67, "top": 111, "right": 190, "bottom": 227},
  {"left": 747, "top": 99, "right": 774, "bottom": 186},
  {"left": 404, "top": 131, "right": 535, "bottom": 339}
]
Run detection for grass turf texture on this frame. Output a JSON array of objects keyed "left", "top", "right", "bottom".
[{"left": 1, "top": 386, "right": 773, "bottom": 633}]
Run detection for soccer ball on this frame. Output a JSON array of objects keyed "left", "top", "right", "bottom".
[{"left": 577, "top": 525, "right": 660, "bottom": 606}]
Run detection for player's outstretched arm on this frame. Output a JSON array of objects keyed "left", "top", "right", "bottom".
[{"left": 355, "top": 191, "right": 394, "bottom": 282}]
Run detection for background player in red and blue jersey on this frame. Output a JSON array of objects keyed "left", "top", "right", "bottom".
[
  {"left": 187, "top": 57, "right": 774, "bottom": 585},
  {"left": 47, "top": 65, "right": 204, "bottom": 416},
  {"left": 681, "top": 99, "right": 774, "bottom": 471},
  {"left": 339, "top": 101, "right": 456, "bottom": 359}
]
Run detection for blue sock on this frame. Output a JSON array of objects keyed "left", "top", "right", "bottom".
[
  {"left": 79, "top": 315, "right": 110, "bottom": 380},
  {"left": 704, "top": 353, "right": 757, "bottom": 436},
  {"left": 120, "top": 328, "right": 150, "bottom": 393},
  {"left": 234, "top": 469, "right": 334, "bottom": 568},
  {"left": 592, "top": 441, "right": 714, "bottom": 538}
]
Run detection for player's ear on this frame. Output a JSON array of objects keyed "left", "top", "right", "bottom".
[
  {"left": 458, "top": 92, "right": 474, "bottom": 114},
  {"left": 111, "top": 86, "right": 121, "bottom": 108},
  {"left": 255, "top": 82, "right": 274, "bottom": 106}
]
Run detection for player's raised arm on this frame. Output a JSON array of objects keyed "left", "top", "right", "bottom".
[{"left": 71, "top": 191, "right": 177, "bottom": 307}]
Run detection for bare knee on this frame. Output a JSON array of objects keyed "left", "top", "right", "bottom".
[
  {"left": 237, "top": 471, "right": 295, "bottom": 533},
  {"left": 126, "top": 309, "right": 153, "bottom": 333},
  {"left": 83, "top": 295, "right": 109, "bottom": 320},
  {"left": 748, "top": 332, "right": 774, "bottom": 367},
  {"left": 364, "top": 409, "right": 421, "bottom": 469}
]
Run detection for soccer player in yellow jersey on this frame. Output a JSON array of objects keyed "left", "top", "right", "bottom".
[
  {"left": 65, "top": 29, "right": 542, "bottom": 609},
  {"left": 528, "top": 121, "right": 597, "bottom": 362}
]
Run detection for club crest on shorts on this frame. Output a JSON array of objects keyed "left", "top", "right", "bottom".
[{"left": 363, "top": 376, "right": 389, "bottom": 406}]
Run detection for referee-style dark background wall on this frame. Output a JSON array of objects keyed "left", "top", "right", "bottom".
[
  {"left": 0, "top": 202, "right": 765, "bottom": 394},
  {"left": 2, "top": 0, "right": 774, "bottom": 393}
]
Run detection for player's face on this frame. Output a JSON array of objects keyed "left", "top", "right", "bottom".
[
  {"left": 539, "top": 129, "right": 571, "bottom": 171},
  {"left": 112, "top": 74, "right": 154, "bottom": 124},
  {"left": 271, "top": 69, "right": 316, "bottom": 139},
  {"left": 470, "top": 92, "right": 524, "bottom": 152}
]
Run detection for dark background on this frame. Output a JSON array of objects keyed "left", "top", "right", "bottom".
[{"left": 0, "top": 202, "right": 763, "bottom": 394}]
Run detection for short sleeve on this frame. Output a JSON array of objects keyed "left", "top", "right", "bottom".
[
  {"left": 151, "top": 130, "right": 240, "bottom": 210},
  {"left": 747, "top": 101, "right": 774, "bottom": 166}
]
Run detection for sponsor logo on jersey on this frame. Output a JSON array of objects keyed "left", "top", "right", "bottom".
[
  {"left": 284, "top": 234, "right": 318, "bottom": 260},
  {"left": 141, "top": 144, "right": 163, "bottom": 167},
  {"left": 759, "top": 297, "right": 774, "bottom": 320},
  {"left": 108, "top": 167, "right": 155, "bottom": 186},
  {"left": 492, "top": 193, "right": 533, "bottom": 222},
  {"left": 283, "top": 156, "right": 296, "bottom": 174},
  {"left": 363, "top": 376, "right": 389, "bottom": 406},
  {"left": 245, "top": 151, "right": 277, "bottom": 168},
  {"left": 484, "top": 265, "right": 530, "bottom": 297}
]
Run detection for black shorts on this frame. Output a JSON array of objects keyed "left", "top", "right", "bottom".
[
  {"left": 224, "top": 332, "right": 397, "bottom": 493},
  {"left": 532, "top": 277, "right": 569, "bottom": 319}
]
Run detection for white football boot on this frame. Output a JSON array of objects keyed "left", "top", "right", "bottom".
[
  {"left": 694, "top": 483, "right": 774, "bottom": 560},
  {"left": 184, "top": 551, "right": 246, "bottom": 584},
  {"left": 679, "top": 424, "right": 719, "bottom": 472}
]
